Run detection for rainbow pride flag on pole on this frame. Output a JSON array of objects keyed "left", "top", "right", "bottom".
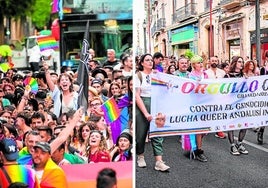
[
  {"left": 37, "top": 36, "right": 59, "bottom": 51},
  {"left": 101, "top": 97, "right": 120, "bottom": 124}
]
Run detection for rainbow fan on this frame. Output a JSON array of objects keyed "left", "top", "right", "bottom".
[{"left": 23, "top": 77, "right": 38, "bottom": 94}]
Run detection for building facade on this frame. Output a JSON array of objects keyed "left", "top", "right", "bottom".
[{"left": 147, "top": 0, "right": 268, "bottom": 65}]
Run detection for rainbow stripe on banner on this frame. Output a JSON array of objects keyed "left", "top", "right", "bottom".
[
  {"left": 151, "top": 78, "right": 168, "bottom": 86},
  {"left": 37, "top": 36, "right": 59, "bottom": 51},
  {"left": 101, "top": 97, "right": 120, "bottom": 123},
  {"left": 149, "top": 127, "right": 211, "bottom": 138}
]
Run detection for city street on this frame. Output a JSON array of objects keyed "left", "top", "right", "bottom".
[{"left": 136, "top": 129, "right": 268, "bottom": 188}]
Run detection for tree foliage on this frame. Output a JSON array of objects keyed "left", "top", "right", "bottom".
[
  {"left": 0, "top": 0, "right": 36, "bottom": 18},
  {"left": 31, "top": 0, "right": 53, "bottom": 28},
  {"left": 0, "top": 0, "right": 53, "bottom": 28}
]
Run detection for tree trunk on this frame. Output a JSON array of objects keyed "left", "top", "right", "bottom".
[{"left": 0, "top": 14, "right": 4, "bottom": 44}]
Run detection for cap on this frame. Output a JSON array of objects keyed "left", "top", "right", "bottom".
[
  {"left": 190, "top": 55, "right": 203, "bottom": 63},
  {"left": 91, "top": 78, "right": 103, "bottom": 86},
  {"left": 33, "top": 142, "right": 51, "bottom": 154},
  {"left": 91, "top": 68, "right": 108, "bottom": 79},
  {"left": 88, "top": 86, "right": 98, "bottom": 96},
  {"left": 116, "top": 132, "right": 133, "bottom": 146},
  {"left": 0, "top": 138, "right": 18, "bottom": 161},
  {"left": 12, "top": 74, "right": 24, "bottom": 82}
]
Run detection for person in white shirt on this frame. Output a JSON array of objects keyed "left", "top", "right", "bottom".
[
  {"left": 205, "top": 56, "right": 226, "bottom": 79},
  {"left": 121, "top": 54, "right": 133, "bottom": 77},
  {"left": 205, "top": 56, "right": 227, "bottom": 139},
  {"left": 29, "top": 45, "right": 42, "bottom": 72}
]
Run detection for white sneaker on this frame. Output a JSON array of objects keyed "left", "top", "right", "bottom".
[
  {"left": 154, "top": 160, "right": 170, "bottom": 172},
  {"left": 137, "top": 156, "right": 146, "bottom": 168}
]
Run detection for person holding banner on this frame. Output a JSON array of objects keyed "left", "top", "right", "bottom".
[
  {"left": 135, "top": 53, "right": 170, "bottom": 172},
  {"left": 257, "top": 53, "right": 268, "bottom": 144},
  {"left": 224, "top": 56, "right": 249, "bottom": 155},
  {"left": 187, "top": 55, "right": 208, "bottom": 162},
  {"left": 205, "top": 56, "right": 227, "bottom": 139},
  {"left": 176, "top": 56, "right": 197, "bottom": 159}
]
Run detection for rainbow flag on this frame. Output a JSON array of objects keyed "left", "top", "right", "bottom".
[
  {"left": 40, "top": 158, "right": 68, "bottom": 187},
  {"left": 101, "top": 97, "right": 120, "bottom": 124},
  {"left": 117, "top": 94, "right": 131, "bottom": 109},
  {"left": 18, "top": 147, "right": 33, "bottom": 165},
  {"left": 2, "top": 164, "right": 39, "bottom": 188},
  {"left": 37, "top": 36, "right": 59, "bottom": 51},
  {"left": 109, "top": 106, "right": 129, "bottom": 143},
  {"left": 0, "top": 62, "right": 14, "bottom": 73},
  {"left": 151, "top": 78, "right": 168, "bottom": 86}
]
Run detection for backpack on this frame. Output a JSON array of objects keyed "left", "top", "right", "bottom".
[{"left": 137, "top": 71, "right": 142, "bottom": 84}]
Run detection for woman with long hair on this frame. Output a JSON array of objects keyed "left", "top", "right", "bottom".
[
  {"left": 89, "top": 115, "right": 114, "bottom": 150},
  {"left": 166, "top": 64, "right": 176, "bottom": 75},
  {"left": 72, "top": 122, "right": 95, "bottom": 157},
  {"left": 107, "top": 82, "right": 122, "bottom": 98},
  {"left": 225, "top": 56, "right": 249, "bottom": 155},
  {"left": 243, "top": 60, "right": 259, "bottom": 77},
  {"left": 87, "top": 130, "right": 110, "bottom": 163},
  {"left": 135, "top": 53, "right": 170, "bottom": 172},
  {"left": 43, "top": 62, "right": 78, "bottom": 118}
]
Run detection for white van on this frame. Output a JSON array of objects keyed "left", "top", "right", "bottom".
[{"left": 11, "top": 36, "right": 60, "bottom": 73}]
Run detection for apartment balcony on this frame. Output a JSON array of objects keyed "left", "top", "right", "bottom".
[
  {"left": 172, "top": 3, "right": 197, "bottom": 24},
  {"left": 151, "top": 18, "right": 166, "bottom": 35},
  {"left": 220, "top": 0, "right": 241, "bottom": 10}
]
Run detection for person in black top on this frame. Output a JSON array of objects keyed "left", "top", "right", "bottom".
[
  {"left": 102, "top": 49, "right": 119, "bottom": 68},
  {"left": 224, "top": 56, "right": 249, "bottom": 156}
]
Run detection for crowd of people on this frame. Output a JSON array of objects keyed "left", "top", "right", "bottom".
[
  {"left": 135, "top": 50, "right": 268, "bottom": 171},
  {"left": 0, "top": 48, "right": 133, "bottom": 187},
  {"left": 1, "top": 40, "right": 268, "bottom": 185}
]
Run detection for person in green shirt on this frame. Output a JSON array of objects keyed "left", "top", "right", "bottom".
[{"left": 0, "top": 44, "right": 15, "bottom": 64}]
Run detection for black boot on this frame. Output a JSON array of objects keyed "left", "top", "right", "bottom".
[{"left": 257, "top": 131, "right": 263, "bottom": 145}]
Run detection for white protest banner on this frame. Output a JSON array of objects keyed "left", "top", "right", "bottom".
[{"left": 149, "top": 72, "right": 268, "bottom": 138}]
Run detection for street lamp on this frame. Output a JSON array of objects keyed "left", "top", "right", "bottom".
[{"left": 143, "top": 19, "right": 147, "bottom": 53}]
